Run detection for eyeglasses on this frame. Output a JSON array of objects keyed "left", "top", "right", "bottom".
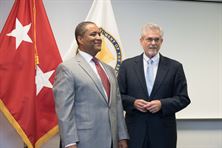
[{"left": 146, "top": 37, "right": 161, "bottom": 43}]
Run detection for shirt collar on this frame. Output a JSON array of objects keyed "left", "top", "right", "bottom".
[
  {"left": 143, "top": 52, "right": 160, "bottom": 64},
  {"left": 78, "top": 50, "right": 94, "bottom": 63}
]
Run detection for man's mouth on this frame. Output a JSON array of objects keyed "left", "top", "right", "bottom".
[
  {"left": 95, "top": 41, "right": 102, "bottom": 46},
  {"left": 149, "top": 46, "right": 157, "bottom": 49}
]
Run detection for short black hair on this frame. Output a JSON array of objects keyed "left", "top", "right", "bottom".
[{"left": 75, "top": 21, "right": 96, "bottom": 45}]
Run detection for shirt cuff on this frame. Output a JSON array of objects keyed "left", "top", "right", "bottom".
[{"left": 65, "top": 143, "right": 76, "bottom": 147}]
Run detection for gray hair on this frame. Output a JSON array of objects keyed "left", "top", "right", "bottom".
[{"left": 141, "top": 23, "right": 164, "bottom": 38}]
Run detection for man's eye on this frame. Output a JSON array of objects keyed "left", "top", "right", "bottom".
[
  {"left": 91, "top": 33, "right": 96, "bottom": 36},
  {"left": 147, "top": 38, "right": 160, "bottom": 42},
  {"left": 91, "top": 33, "right": 100, "bottom": 37}
]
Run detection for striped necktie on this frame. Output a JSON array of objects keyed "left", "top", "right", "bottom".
[{"left": 92, "top": 57, "right": 110, "bottom": 101}]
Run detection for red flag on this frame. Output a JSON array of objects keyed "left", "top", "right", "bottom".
[{"left": 0, "top": 0, "right": 62, "bottom": 147}]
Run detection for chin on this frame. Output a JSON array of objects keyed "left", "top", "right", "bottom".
[
  {"left": 146, "top": 51, "right": 157, "bottom": 58},
  {"left": 96, "top": 48, "right": 101, "bottom": 52}
]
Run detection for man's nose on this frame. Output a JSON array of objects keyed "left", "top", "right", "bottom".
[
  {"left": 151, "top": 40, "right": 156, "bottom": 44},
  {"left": 96, "top": 34, "right": 101, "bottom": 39}
]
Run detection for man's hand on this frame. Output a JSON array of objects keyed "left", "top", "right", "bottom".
[
  {"left": 143, "top": 100, "right": 161, "bottom": 113},
  {"left": 134, "top": 99, "right": 148, "bottom": 112},
  {"left": 118, "top": 139, "right": 128, "bottom": 148}
]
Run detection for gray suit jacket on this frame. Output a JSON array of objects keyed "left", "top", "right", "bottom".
[{"left": 53, "top": 53, "right": 129, "bottom": 148}]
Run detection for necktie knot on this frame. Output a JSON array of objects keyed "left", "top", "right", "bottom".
[
  {"left": 92, "top": 57, "right": 99, "bottom": 64},
  {"left": 148, "top": 59, "right": 153, "bottom": 65}
]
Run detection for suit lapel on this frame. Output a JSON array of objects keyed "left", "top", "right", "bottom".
[
  {"left": 75, "top": 54, "right": 108, "bottom": 103},
  {"left": 133, "top": 54, "right": 149, "bottom": 98},
  {"left": 150, "top": 55, "right": 169, "bottom": 97}
]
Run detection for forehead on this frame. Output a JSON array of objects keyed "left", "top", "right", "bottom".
[{"left": 85, "top": 24, "right": 100, "bottom": 33}]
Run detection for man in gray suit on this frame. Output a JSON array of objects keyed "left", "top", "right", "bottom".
[{"left": 53, "top": 21, "right": 129, "bottom": 148}]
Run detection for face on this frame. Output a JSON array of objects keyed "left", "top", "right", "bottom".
[
  {"left": 78, "top": 23, "right": 102, "bottom": 56},
  {"left": 140, "top": 29, "right": 163, "bottom": 58}
]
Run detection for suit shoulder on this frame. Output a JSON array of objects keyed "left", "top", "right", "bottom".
[
  {"left": 63, "top": 58, "right": 77, "bottom": 66},
  {"left": 161, "top": 55, "right": 182, "bottom": 67},
  {"left": 122, "top": 55, "right": 141, "bottom": 65},
  {"left": 102, "top": 62, "right": 115, "bottom": 73},
  {"left": 102, "top": 62, "right": 113, "bottom": 69},
  {"left": 57, "top": 58, "right": 76, "bottom": 70}
]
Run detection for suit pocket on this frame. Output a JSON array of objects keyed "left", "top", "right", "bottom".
[{"left": 75, "top": 102, "right": 91, "bottom": 122}]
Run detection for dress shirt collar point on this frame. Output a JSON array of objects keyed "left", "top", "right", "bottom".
[
  {"left": 78, "top": 50, "right": 94, "bottom": 63},
  {"left": 143, "top": 52, "right": 160, "bottom": 64}
]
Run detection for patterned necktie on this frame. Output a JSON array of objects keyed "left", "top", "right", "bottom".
[
  {"left": 146, "top": 59, "right": 154, "bottom": 96},
  {"left": 92, "top": 57, "right": 110, "bottom": 101}
]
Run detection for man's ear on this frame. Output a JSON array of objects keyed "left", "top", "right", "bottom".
[
  {"left": 77, "top": 36, "right": 83, "bottom": 45},
  {"left": 160, "top": 38, "right": 163, "bottom": 43},
  {"left": 139, "top": 37, "right": 143, "bottom": 45}
]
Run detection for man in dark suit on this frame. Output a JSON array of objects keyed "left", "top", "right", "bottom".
[
  {"left": 117, "top": 23, "right": 190, "bottom": 148},
  {"left": 53, "top": 21, "right": 128, "bottom": 148}
]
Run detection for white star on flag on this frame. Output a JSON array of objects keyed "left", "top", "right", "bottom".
[
  {"left": 7, "top": 18, "right": 32, "bottom": 49},
  {"left": 35, "top": 66, "right": 54, "bottom": 95}
]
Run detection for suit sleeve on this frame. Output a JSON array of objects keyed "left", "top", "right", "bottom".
[
  {"left": 117, "top": 61, "right": 137, "bottom": 111},
  {"left": 116, "top": 82, "right": 129, "bottom": 140},
  {"left": 53, "top": 64, "right": 79, "bottom": 146},
  {"left": 160, "top": 64, "right": 191, "bottom": 116}
]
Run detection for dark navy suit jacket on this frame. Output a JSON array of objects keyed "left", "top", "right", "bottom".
[{"left": 117, "top": 53, "right": 190, "bottom": 148}]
